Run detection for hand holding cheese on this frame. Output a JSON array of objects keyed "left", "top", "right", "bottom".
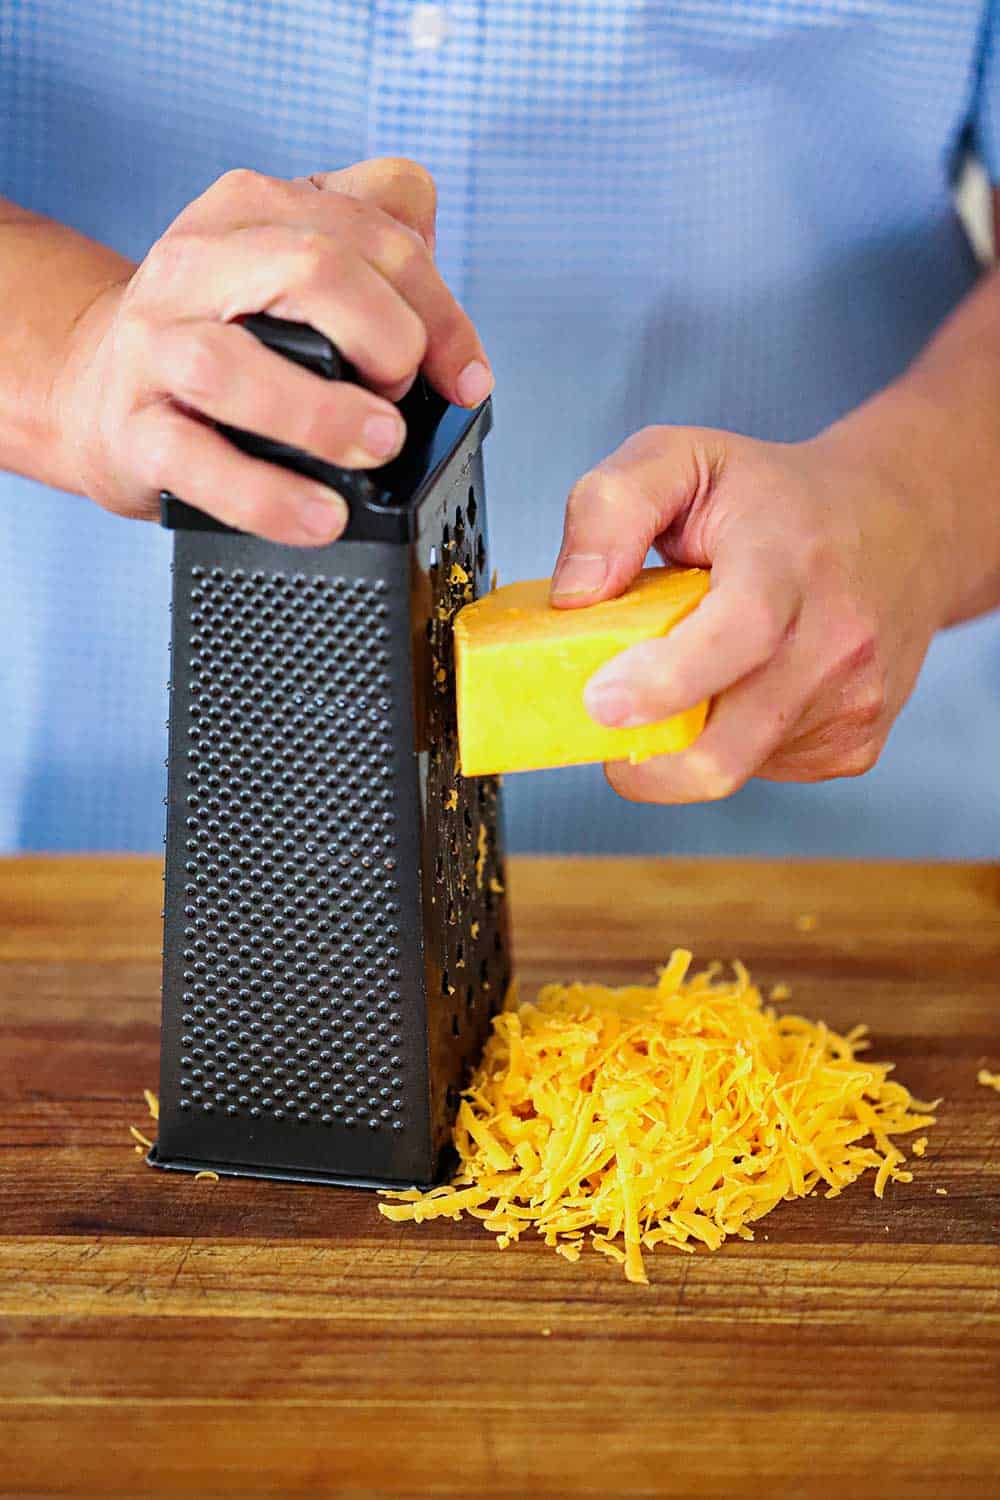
[
  {"left": 550, "top": 419, "right": 958, "bottom": 803},
  {"left": 455, "top": 566, "right": 710, "bottom": 775}
]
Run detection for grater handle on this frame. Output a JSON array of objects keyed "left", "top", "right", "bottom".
[
  {"left": 217, "top": 314, "right": 381, "bottom": 510},
  {"left": 160, "top": 312, "right": 473, "bottom": 542},
  {"left": 234, "top": 312, "right": 360, "bottom": 384}
]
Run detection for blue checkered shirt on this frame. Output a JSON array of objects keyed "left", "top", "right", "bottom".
[{"left": 1, "top": 1, "right": 999, "bottom": 855}]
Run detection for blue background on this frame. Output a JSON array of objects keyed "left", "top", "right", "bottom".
[{"left": 1, "top": 0, "right": 998, "bottom": 855}]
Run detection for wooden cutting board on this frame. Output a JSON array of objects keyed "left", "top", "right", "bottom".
[{"left": 1, "top": 855, "right": 998, "bottom": 1498}]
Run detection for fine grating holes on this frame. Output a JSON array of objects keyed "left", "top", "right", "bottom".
[{"left": 178, "top": 567, "right": 407, "bottom": 1134}]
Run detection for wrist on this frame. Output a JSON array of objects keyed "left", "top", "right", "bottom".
[
  {"left": 46, "top": 276, "right": 130, "bottom": 500},
  {"left": 0, "top": 204, "right": 134, "bottom": 496},
  {"left": 809, "top": 383, "right": 967, "bottom": 630}
]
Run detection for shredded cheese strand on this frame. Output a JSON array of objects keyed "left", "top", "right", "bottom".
[{"left": 379, "top": 953, "right": 937, "bottom": 1282}]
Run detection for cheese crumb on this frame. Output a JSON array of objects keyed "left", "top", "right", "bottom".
[
  {"left": 475, "top": 824, "right": 488, "bottom": 888},
  {"left": 936, "top": 1187, "right": 949, "bottom": 1196},
  {"left": 380, "top": 952, "right": 937, "bottom": 1282},
  {"left": 194, "top": 1171, "right": 220, "bottom": 1183},
  {"left": 977, "top": 1069, "right": 1000, "bottom": 1093},
  {"left": 912, "top": 1136, "right": 928, "bottom": 1157}
]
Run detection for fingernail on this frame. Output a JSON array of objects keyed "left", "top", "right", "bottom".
[
  {"left": 456, "top": 359, "right": 493, "bottom": 406},
  {"left": 299, "top": 487, "right": 348, "bottom": 541},
  {"left": 362, "top": 412, "right": 404, "bottom": 460},
  {"left": 552, "top": 552, "right": 608, "bottom": 600},
  {"left": 584, "top": 673, "right": 644, "bottom": 728}
]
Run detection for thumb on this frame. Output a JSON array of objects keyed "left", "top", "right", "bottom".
[
  {"left": 550, "top": 426, "right": 726, "bottom": 608},
  {"left": 306, "top": 157, "right": 438, "bottom": 252}
]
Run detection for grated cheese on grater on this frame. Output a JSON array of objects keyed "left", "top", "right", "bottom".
[{"left": 380, "top": 951, "right": 938, "bottom": 1283}]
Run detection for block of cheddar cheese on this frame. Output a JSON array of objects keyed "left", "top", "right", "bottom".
[{"left": 454, "top": 565, "right": 711, "bottom": 776}]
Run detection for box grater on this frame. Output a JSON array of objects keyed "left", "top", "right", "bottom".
[{"left": 150, "top": 315, "right": 511, "bottom": 1190}]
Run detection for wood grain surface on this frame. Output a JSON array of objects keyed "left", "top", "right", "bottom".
[{"left": 1, "top": 855, "right": 998, "bottom": 1499}]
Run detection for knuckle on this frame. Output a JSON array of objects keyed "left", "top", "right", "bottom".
[
  {"left": 373, "top": 218, "right": 427, "bottom": 276},
  {"left": 211, "top": 166, "right": 268, "bottom": 202},
  {"left": 290, "top": 229, "right": 334, "bottom": 285},
  {"left": 706, "top": 769, "right": 743, "bottom": 801},
  {"left": 631, "top": 424, "right": 672, "bottom": 454},
  {"left": 174, "top": 169, "right": 294, "bottom": 239},
  {"left": 377, "top": 155, "right": 438, "bottom": 204},
  {"left": 427, "top": 301, "right": 467, "bottom": 344},
  {"left": 846, "top": 678, "right": 887, "bottom": 731},
  {"left": 838, "top": 738, "right": 882, "bottom": 778},
  {"left": 565, "top": 474, "right": 596, "bottom": 520},
  {"left": 396, "top": 156, "right": 438, "bottom": 197},
  {"left": 299, "top": 394, "right": 350, "bottom": 457},
  {"left": 686, "top": 749, "right": 744, "bottom": 802},
  {"left": 381, "top": 312, "right": 427, "bottom": 381},
  {"left": 569, "top": 467, "right": 647, "bottom": 524}
]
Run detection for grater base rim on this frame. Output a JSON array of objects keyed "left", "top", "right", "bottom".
[{"left": 146, "top": 1145, "right": 454, "bottom": 1193}]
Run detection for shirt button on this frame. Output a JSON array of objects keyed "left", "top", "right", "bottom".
[{"left": 409, "top": 3, "right": 451, "bottom": 52}]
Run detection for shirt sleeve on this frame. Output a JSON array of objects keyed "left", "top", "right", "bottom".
[{"left": 971, "top": 2, "right": 1000, "bottom": 182}]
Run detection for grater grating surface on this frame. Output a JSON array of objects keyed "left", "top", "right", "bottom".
[
  {"left": 418, "top": 475, "right": 510, "bottom": 1154},
  {"left": 179, "top": 567, "right": 408, "bottom": 1133}
]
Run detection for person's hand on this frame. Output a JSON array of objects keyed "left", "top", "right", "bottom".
[
  {"left": 550, "top": 417, "right": 957, "bottom": 801},
  {"left": 52, "top": 158, "right": 492, "bottom": 544}
]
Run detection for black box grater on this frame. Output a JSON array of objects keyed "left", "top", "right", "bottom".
[{"left": 150, "top": 315, "right": 511, "bottom": 1190}]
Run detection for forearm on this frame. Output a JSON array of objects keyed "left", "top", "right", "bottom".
[
  {"left": 0, "top": 198, "right": 133, "bottom": 492},
  {"left": 820, "top": 261, "right": 1000, "bottom": 627}
]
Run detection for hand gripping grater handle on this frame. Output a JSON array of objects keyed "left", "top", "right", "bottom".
[
  {"left": 152, "top": 314, "right": 512, "bottom": 1190},
  {"left": 160, "top": 313, "right": 453, "bottom": 542}
]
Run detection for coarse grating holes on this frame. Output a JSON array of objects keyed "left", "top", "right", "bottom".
[
  {"left": 178, "top": 567, "right": 407, "bottom": 1134},
  {"left": 420, "top": 475, "right": 510, "bottom": 1078}
]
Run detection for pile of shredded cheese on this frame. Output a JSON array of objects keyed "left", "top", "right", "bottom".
[{"left": 380, "top": 951, "right": 938, "bottom": 1283}]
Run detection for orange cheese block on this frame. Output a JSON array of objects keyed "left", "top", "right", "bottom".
[{"left": 454, "top": 566, "right": 711, "bottom": 776}]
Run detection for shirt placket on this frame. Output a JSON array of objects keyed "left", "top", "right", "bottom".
[{"left": 366, "top": 0, "right": 484, "bottom": 299}]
